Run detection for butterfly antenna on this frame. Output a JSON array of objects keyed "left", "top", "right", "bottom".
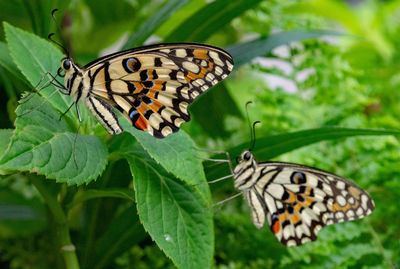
[
  {"left": 49, "top": 9, "right": 69, "bottom": 56},
  {"left": 245, "top": 101, "right": 258, "bottom": 150},
  {"left": 245, "top": 101, "right": 253, "bottom": 138},
  {"left": 250, "top": 121, "right": 261, "bottom": 151}
]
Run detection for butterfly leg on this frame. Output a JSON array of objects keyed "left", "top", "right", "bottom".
[
  {"left": 71, "top": 102, "right": 82, "bottom": 169},
  {"left": 194, "top": 147, "right": 234, "bottom": 171},
  {"left": 20, "top": 72, "right": 67, "bottom": 104},
  {"left": 59, "top": 102, "right": 75, "bottom": 121},
  {"left": 208, "top": 192, "right": 243, "bottom": 209},
  {"left": 18, "top": 88, "right": 61, "bottom": 117},
  {"left": 207, "top": 174, "right": 233, "bottom": 184}
]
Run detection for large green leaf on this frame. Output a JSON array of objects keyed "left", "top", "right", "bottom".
[
  {"left": 4, "top": 22, "right": 76, "bottom": 119},
  {"left": 164, "top": 0, "right": 262, "bottom": 42},
  {"left": 122, "top": 145, "right": 213, "bottom": 269},
  {"left": 226, "top": 30, "right": 342, "bottom": 68},
  {"left": 0, "top": 41, "right": 28, "bottom": 84},
  {"left": 120, "top": 118, "right": 210, "bottom": 200},
  {"left": 0, "top": 94, "right": 108, "bottom": 185},
  {"left": 251, "top": 127, "right": 400, "bottom": 160},
  {"left": 122, "top": 0, "right": 191, "bottom": 48}
]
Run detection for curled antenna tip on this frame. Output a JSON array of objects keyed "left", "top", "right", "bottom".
[
  {"left": 249, "top": 121, "right": 261, "bottom": 151},
  {"left": 245, "top": 101, "right": 253, "bottom": 107},
  {"left": 51, "top": 9, "right": 59, "bottom": 16},
  {"left": 48, "top": 33, "right": 55, "bottom": 39}
]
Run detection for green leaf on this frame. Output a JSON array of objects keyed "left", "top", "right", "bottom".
[
  {"left": 122, "top": 0, "right": 191, "bottom": 48},
  {"left": 164, "top": 0, "right": 262, "bottom": 42},
  {"left": 93, "top": 205, "right": 147, "bottom": 269},
  {"left": 0, "top": 129, "right": 13, "bottom": 157},
  {"left": 4, "top": 22, "right": 72, "bottom": 116},
  {"left": 120, "top": 118, "right": 210, "bottom": 200},
  {"left": 226, "top": 30, "right": 343, "bottom": 68},
  {"left": 123, "top": 145, "right": 213, "bottom": 269},
  {"left": 0, "top": 187, "right": 46, "bottom": 238},
  {"left": 67, "top": 188, "right": 135, "bottom": 210},
  {"left": 252, "top": 127, "right": 400, "bottom": 160},
  {"left": 0, "top": 94, "right": 108, "bottom": 185},
  {"left": 0, "top": 41, "right": 28, "bottom": 84}
]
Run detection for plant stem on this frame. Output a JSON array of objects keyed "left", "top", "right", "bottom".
[{"left": 31, "top": 176, "right": 80, "bottom": 269}]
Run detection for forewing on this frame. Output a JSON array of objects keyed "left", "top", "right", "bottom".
[
  {"left": 250, "top": 163, "right": 375, "bottom": 246},
  {"left": 86, "top": 43, "right": 234, "bottom": 137}
]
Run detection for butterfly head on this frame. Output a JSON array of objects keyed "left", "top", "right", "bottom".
[
  {"left": 58, "top": 58, "right": 82, "bottom": 95},
  {"left": 60, "top": 58, "right": 78, "bottom": 75},
  {"left": 233, "top": 150, "right": 258, "bottom": 188}
]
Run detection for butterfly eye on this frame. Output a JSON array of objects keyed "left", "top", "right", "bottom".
[
  {"left": 290, "top": 172, "right": 307, "bottom": 184},
  {"left": 63, "top": 59, "right": 71, "bottom": 70},
  {"left": 243, "top": 151, "right": 252, "bottom": 161}
]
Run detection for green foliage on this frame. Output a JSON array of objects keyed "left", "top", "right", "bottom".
[
  {"left": 0, "top": 93, "right": 107, "bottom": 185},
  {"left": 0, "top": 0, "right": 399, "bottom": 269}
]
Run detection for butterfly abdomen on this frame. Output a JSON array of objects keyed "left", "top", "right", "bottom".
[{"left": 85, "top": 95, "right": 123, "bottom": 134}]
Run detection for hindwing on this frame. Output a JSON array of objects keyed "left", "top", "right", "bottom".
[
  {"left": 244, "top": 162, "right": 374, "bottom": 246},
  {"left": 86, "top": 43, "right": 233, "bottom": 137}
]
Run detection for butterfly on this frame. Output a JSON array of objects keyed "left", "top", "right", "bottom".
[
  {"left": 215, "top": 150, "right": 375, "bottom": 247},
  {"left": 56, "top": 43, "right": 233, "bottom": 137}
]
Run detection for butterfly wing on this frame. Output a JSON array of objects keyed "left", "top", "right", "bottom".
[
  {"left": 246, "top": 162, "right": 375, "bottom": 246},
  {"left": 85, "top": 43, "right": 233, "bottom": 137}
]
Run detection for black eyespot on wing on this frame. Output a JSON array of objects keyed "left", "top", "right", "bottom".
[
  {"left": 290, "top": 172, "right": 306, "bottom": 184},
  {"left": 123, "top": 57, "right": 141, "bottom": 73}
]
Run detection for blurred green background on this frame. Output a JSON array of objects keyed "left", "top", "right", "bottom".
[{"left": 1, "top": 0, "right": 400, "bottom": 268}]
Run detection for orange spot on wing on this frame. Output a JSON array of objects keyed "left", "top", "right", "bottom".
[
  {"left": 129, "top": 82, "right": 143, "bottom": 93},
  {"left": 304, "top": 187, "right": 312, "bottom": 196},
  {"left": 193, "top": 49, "right": 210, "bottom": 60},
  {"left": 332, "top": 202, "right": 351, "bottom": 212},
  {"left": 148, "top": 100, "right": 163, "bottom": 112},
  {"left": 185, "top": 62, "right": 214, "bottom": 82},
  {"left": 304, "top": 197, "right": 314, "bottom": 206},
  {"left": 294, "top": 203, "right": 303, "bottom": 212},
  {"left": 283, "top": 191, "right": 296, "bottom": 203},
  {"left": 134, "top": 115, "right": 148, "bottom": 130},
  {"left": 290, "top": 212, "right": 301, "bottom": 224},
  {"left": 348, "top": 186, "right": 361, "bottom": 199},
  {"left": 272, "top": 220, "right": 280, "bottom": 234},
  {"left": 351, "top": 200, "right": 359, "bottom": 209},
  {"left": 278, "top": 212, "right": 288, "bottom": 223}
]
